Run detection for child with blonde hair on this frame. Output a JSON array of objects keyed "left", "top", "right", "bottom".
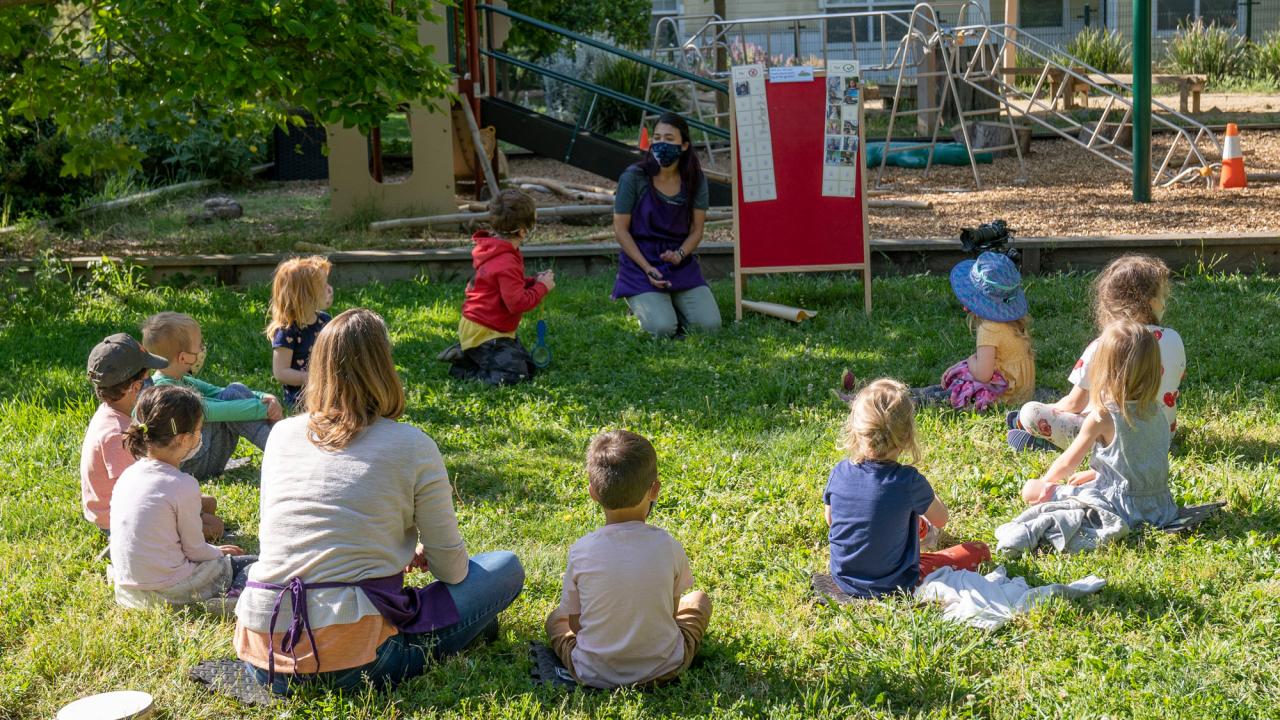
[
  {"left": 439, "top": 188, "right": 554, "bottom": 386},
  {"left": 1020, "top": 320, "right": 1177, "bottom": 528},
  {"left": 824, "top": 379, "right": 990, "bottom": 598},
  {"left": 143, "top": 311, "right": 280, "bottom": 480},
  {"left": 265, "top": 256, "right": 334, "bottom": 410},
  {"left": 913, "top": 252, "right": 1034, "bottom": 411},
  {"left": 1010, "top": 254, "right": 1183, "bottom": 451},
  {"left": 110, "top": 385, "right": 255, "bottom": 610}
]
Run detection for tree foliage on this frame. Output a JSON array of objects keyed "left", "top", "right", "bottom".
[
  {"left": 505, "top": 0, "right": 652, "bottom": 58},
  {"left": 0, "top": 0, "right": 455, "bottom": 176}
]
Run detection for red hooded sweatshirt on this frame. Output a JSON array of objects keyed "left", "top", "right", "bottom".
[{"left": 461, "top": 231, "right": 549, "bottom": 333}]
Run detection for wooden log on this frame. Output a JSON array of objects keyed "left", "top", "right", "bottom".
[
  {"left": 371, "top": 204, "right": 618, "bottom": 232},
  {"left": 517, "top": 184, "right": 615, "bottom": 203},
  {"left": 509, "top": 176, "right": 580, "bottom": 198},
  {"left": 459, "top": 100, "right": 501, "bottom": 200},
  {"left": 868, "top": 199, "right": 930, "bottom": 209},
  {"left": 294, "top": 241, "right": 338, "bottom": 254}
]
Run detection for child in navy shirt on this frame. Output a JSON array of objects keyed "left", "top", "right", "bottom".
[
  {"left": 265, "top": 256, "right": 333, "bottom": 409},
  {"left": 824, "top": 378, "right": 990, "bottom": 598}
]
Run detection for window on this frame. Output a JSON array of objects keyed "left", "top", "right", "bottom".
[
  {"left": 824, "top": 3, "right": 915, "bottom": 46},
  {"left": 1156, "top": 0, "right": 1237, "bottom": 32},
  {"left": 1020, "top": 0, "right": 1065, "bottom": 28},
  {"left": 651, "top": 0, "right": 683, "bottom": 46}
]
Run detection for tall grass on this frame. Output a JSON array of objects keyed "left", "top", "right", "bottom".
[
  {"left": 1164, "top": 19, "right": 1250, "bottom": 79},
  {"left": 1065, "top": 27, "right": 1132, "bottom": 74},
  {"left": 1250, "top": 31, "right": 1280, "bottom": 86}
]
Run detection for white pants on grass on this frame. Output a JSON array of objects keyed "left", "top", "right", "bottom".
[
  {"left": 626, "top": 286, "right": 722, "bottom": 339},
  {"left": 1017, "top": 402, "right": 1085, "bottom": 450}
]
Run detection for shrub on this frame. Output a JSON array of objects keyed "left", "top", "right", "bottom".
[
  {"left": 0, "top": 118, "right": 99, "bottom": 220},
  {"left": 1164, "top": 19, "right": 1249, "bottom": 79},
  {"left": 1249, "top": 31, "right": 1280, "bottom": 85},
  {"left": 587, "top": 56, "right": 678, "bottom": 136},
  {"left": 1066, "top": 27, "right": 1132, "bottom": 74},
  {"left": 127, "top": 116, "right": 262, "bottom": 186}
]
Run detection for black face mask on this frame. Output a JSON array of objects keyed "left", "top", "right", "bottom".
[{"left": 651, "top": 142, "right": 681, "bottom": 167}]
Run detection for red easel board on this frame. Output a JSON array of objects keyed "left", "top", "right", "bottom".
[{"left": 734, "top": 78, "right": 865, "bottom": 270}]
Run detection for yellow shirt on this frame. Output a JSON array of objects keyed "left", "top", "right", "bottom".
[
  {"left": 458, "top": 316, "right": 515, "bottom": 351},
  {"left": 976, "top": 320, "right": 1034, "bottom": 404}
]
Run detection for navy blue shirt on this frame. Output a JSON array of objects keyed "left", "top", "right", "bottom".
[
  {"left": 824, "top": 459, "right": 936, "bottom": 598},
  {"left": 271, "top": 311, "right": 330, "bottom": 409}
]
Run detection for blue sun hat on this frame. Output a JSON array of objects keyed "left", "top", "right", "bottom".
[{"left": 949, "top": 252, "right": 1028, "bottom": 322}]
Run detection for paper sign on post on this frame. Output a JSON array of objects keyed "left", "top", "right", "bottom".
[
  {"left": 767, "top": 65, "right": 815, "bottom": 83},
  {"left": 731, "top": 63, "right": 777, "bottom": 203}
]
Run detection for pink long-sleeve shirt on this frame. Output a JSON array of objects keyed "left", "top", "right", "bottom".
[{"left": 109, "top": 458, "right": 223, "bottom": 590}]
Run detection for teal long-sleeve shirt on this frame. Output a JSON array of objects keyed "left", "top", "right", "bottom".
[{"left": 151, "top": 373, "right": 268, "bottom": 423}]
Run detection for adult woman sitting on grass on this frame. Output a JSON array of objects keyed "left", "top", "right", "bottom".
[
  {"left": 233, "top": 308, "right": 525, "bottom": 694},
  {"left": 611, "top": 112, "right": 722, "bottom": 338}
]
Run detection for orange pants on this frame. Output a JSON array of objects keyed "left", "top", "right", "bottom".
[{"left": 918, "top": 541, "right": 991, "bottom": 579}]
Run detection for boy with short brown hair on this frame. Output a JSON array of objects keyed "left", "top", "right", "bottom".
[{"left": 546, "top": 430, "right": 712, "bottom": 689}]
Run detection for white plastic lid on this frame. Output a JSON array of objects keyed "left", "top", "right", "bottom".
[{"left": 57, "top": 690, "right": 154, "bottom": 720}]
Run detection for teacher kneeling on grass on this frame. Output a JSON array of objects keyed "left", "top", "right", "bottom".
[
  {"left": 233, "top": 308, "right": 524, "bottom": 695},
  {"left": 612, "top": 112, "right": 722, "bottom": 339}
]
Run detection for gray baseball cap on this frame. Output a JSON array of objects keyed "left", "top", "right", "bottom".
[{"left": 87, "top": 333, "right": 169, "bottom": 387}]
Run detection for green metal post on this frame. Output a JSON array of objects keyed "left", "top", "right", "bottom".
[
  {"left": 1132, "top": 0, "right": 1151, "bottom": 202},
  {"left": 1246, "top": 0, "right": 1255, "bottom": 43}
]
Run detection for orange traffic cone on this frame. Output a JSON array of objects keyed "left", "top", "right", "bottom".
[
  {"left": 639, "top": 126, "right": 650, "bottom": 151},
  {"left": 1219, "top": 122, "right": 1247, "bottom": 189}
]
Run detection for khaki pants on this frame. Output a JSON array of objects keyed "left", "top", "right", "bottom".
[{"left": 546, "top": 591, "right": 712, "bottom": 686}]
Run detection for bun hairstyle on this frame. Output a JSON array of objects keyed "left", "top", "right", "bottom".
[
  {"left": 122, "top": 385, "right": 204, "bottom": 459},
  {"left": 266, "top": 255, "right": 332, "bottom": 340},
  {"left": 1093, "top": 254, "right": 1171, "bottom": 329},
  {"left": 1086, "top": 320, "right": 1162, "bottom": 427},
  {"left": 489, "top": 189, "right": 537, "bottom": 235},
  {"left": 841, "top": 378, "right": 919, "bottom": 463}
]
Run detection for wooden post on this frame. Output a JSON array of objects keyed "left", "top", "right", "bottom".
[{"left": 1003, "top": 0, "right": 1019, "bottom": 72}]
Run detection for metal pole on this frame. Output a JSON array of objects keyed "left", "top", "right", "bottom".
[
  {"left": 1132, "top": 0, "right": 1151, "bottom": 202},
  {"left": 1245, "top": 0, "right": 1255, "bottom": 43}
]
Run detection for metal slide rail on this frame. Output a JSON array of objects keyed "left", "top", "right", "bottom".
[
  {"left": 476, "top": 3, "right": 729, "bottom": 165},
  {"left": 645, "top": 14, "right": 733, "bottom": 172},
  {"left": 945, "top": 19, "right": 1220, "bottom": 188}
]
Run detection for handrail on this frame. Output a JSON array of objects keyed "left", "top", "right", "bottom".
[
  {"left": 477, "top": 3, "right": 727, "bottom": 94},
  {"left": 480, "top": 48, "right": 730, "bottom": 139}
]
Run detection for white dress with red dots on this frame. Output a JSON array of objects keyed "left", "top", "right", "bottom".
[{"left": 1019, "top": 325, "right": 1185, "bottom": 449}]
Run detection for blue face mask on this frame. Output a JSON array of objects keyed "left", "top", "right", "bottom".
[{"left": 651, "top": 142, "right": 682, "bottom": 167}]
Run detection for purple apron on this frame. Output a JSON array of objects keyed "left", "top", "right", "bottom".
[
  {"left": 245, "top": 572, "right": 459, "bottom": 684},
  {"left": 612, "top": 172, "right": 708, "bottom": 299}
]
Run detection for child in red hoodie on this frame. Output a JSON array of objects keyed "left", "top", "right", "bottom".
[{"left": 440, "top": 189, "right": 556, "bottom": 385}]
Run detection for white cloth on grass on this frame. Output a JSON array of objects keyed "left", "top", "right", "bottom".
[
  {"left": 994, "top": 493, "right": 1129, "bottom": 557},
  {"left": 915, "top": 565, "right": 1107, "bottom": 630}
]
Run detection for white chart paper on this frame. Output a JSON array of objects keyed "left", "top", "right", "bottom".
[
  {"left": 822, "top": 60, "right": 861, "bottom": 198},
  {"left": 732, "top": 64, "right": 776, "bottom": 202}
]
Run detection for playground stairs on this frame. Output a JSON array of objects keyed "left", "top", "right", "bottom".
[{"left": 476, "top": 4, "right": 732, "bottom": 205}]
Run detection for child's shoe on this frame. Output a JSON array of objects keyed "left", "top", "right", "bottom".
[
  {"left": 1005, "top": 410, "right": 1021, "bottom": 430},
  {"left": 1007, "top": 429, "right": 1056, "bottom": 452}
]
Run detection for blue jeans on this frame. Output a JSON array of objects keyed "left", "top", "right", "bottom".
[{"left": 247, "top": 551, "right": 524, "bottom": 695}]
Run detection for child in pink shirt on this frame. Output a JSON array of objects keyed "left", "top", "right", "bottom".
[
  {"left": 79, "top": 333, "right": 223, "bottom": 540},
  {"left": 546, "top": 430, "right": 711, "bottom": 689},
  {"left": 109, "top": 385, "right": 253, "bottom": 610}
]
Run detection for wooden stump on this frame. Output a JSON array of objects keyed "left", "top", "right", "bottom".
[{"left": 951, "top": 122, "right": 1031, "bottom": 157}]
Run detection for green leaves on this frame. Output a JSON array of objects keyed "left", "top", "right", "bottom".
[{"left": 0, "top": 0, "right": 454, "bottom": 177}]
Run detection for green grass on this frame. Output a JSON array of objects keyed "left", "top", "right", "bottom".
[{"left": 2, "top": 267, "right": 1280, "bottom": 719}]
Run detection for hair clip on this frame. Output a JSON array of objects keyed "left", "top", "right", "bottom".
[
  {"left": 170, "top": 417, "right": 178, "bottom": 434},
  {"left": 137, "top": 422, "right": 149, "bottom": 435}
]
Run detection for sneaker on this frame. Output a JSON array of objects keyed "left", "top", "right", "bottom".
[
  {"left": 437, "top": 344, "right": 465, "bottom": 363},
  {"left": 1005, "top": 410, "right": 1021, "bottom": 430},
  {"left": 1007, "top": 429, "right": 1056, "bottom": 452}
]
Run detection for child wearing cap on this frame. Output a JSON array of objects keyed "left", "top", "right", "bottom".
[
  {"left": 142, "top": 312, "right": 281, "bottom": 480},
  {"left": 913, "top": 252, "right": 1034, "bottom": 411},
  {"left": 79, "top": 333, "right": 224, "bottom": 540}
]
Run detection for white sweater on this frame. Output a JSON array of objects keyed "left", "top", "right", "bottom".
[{"left": 235, "top": 416, "right": 469, "bottom": 632}]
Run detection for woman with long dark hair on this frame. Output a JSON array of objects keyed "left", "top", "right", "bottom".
[{"left": 611, "top": 112, "right": 722, "bottom": 338}]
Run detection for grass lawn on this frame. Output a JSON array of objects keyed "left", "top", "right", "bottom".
[{"left": 1, "top": 267, "right": 1279, "bottom": 719}]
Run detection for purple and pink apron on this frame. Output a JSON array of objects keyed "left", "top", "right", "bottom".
[
  {"left": 244, "top": 572, "right": 458, "bottom": 685},
  {"left": 612, "top": 171, "right": 708, "bottom": 299}
]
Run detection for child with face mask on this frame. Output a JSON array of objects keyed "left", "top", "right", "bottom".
[
  {"left": 610, "top": 112, "right": 722, "bottom": 339},
  {"left": 143, "top": 312, "right": 279, "bottom": 480},
  {"left": 110, "top": 385, "right": 256, "bottom": 611}
]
